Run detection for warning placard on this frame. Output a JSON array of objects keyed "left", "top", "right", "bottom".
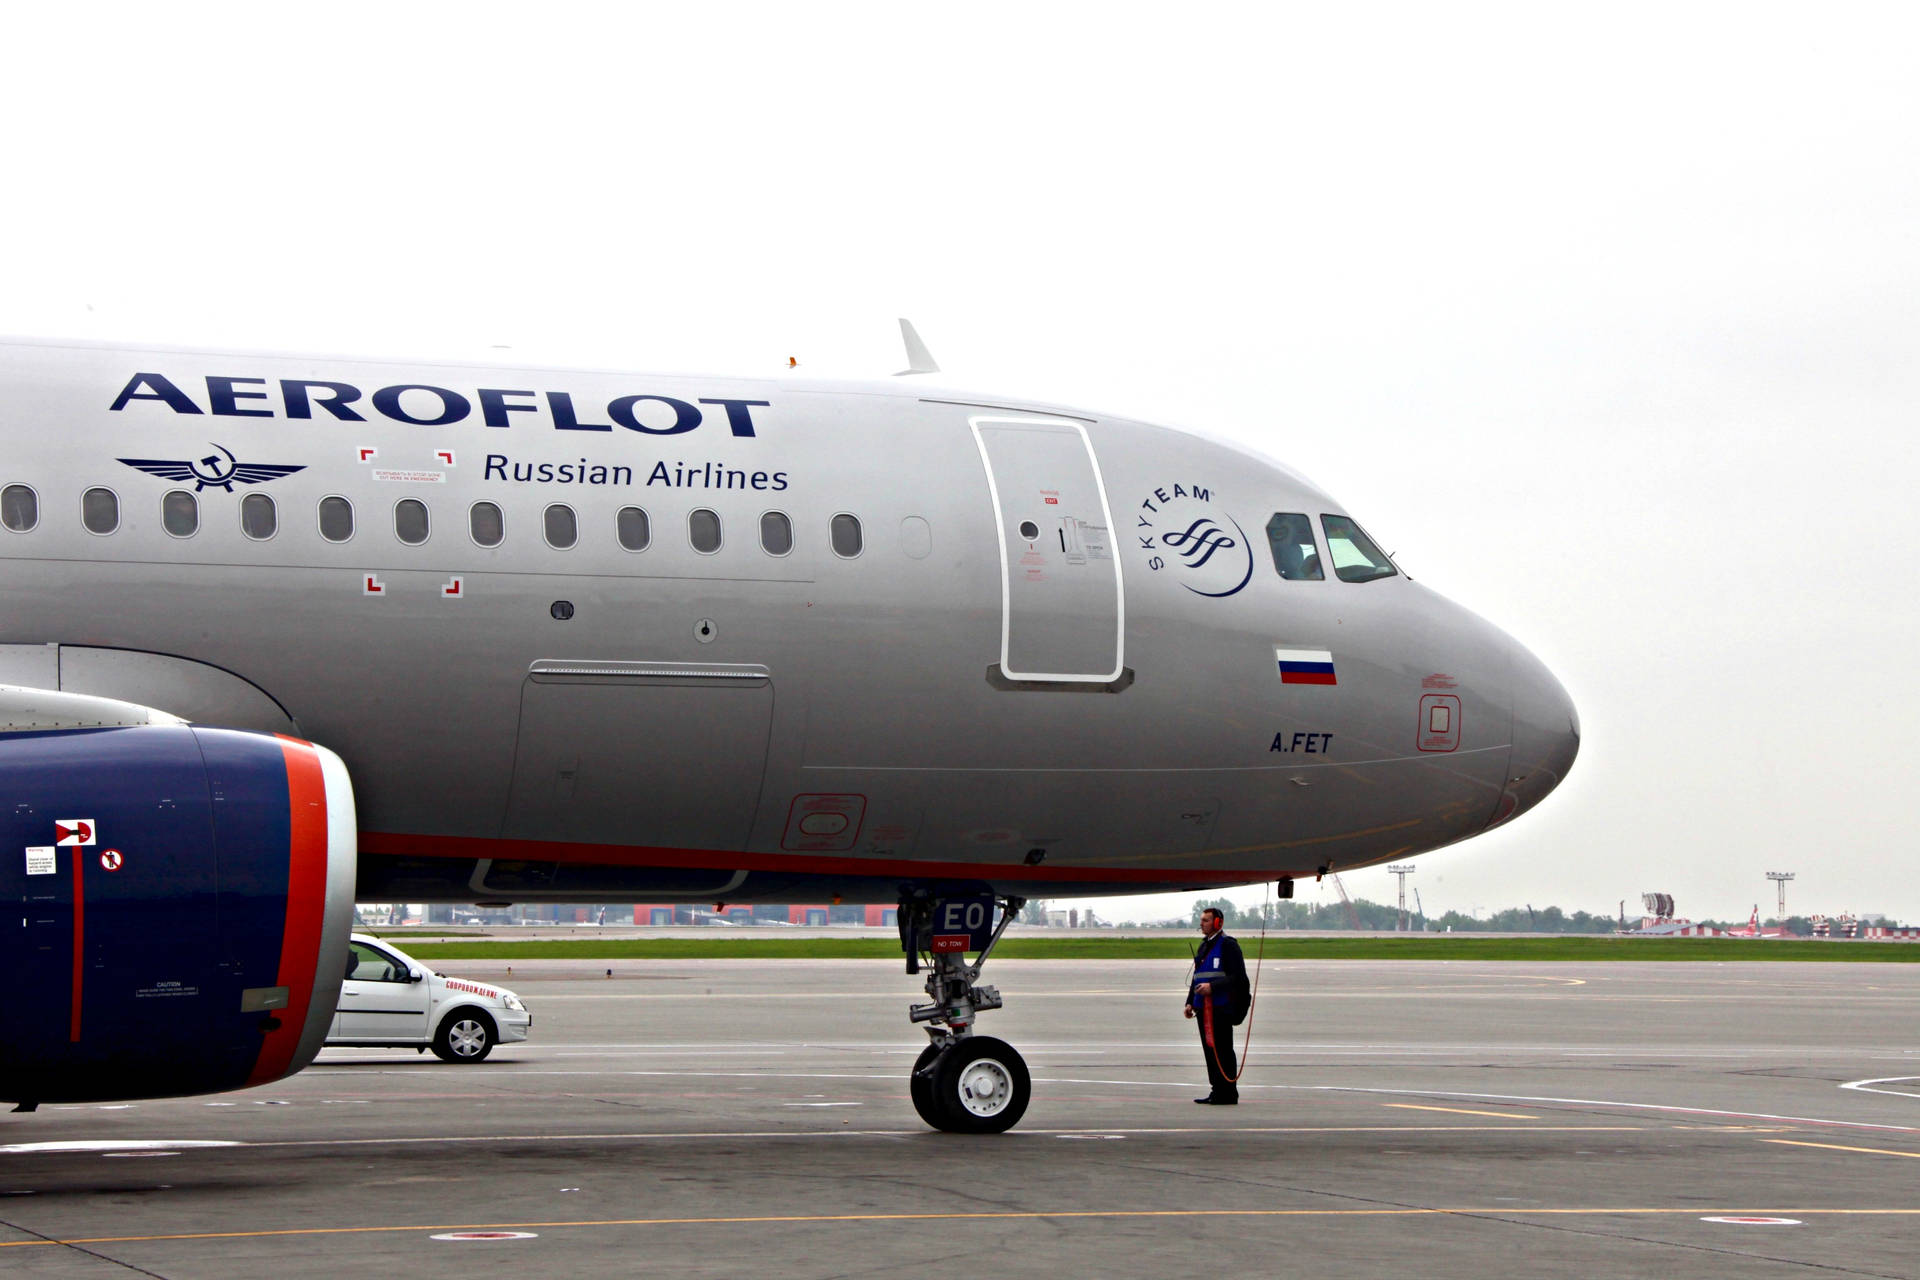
[
  {"left": 25, "top": 847, "right": 56, "bottom": 876},
  {"left": 54, "top": 819, "right": 95, "bottom": 846}
]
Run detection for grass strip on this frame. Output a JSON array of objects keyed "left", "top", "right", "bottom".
[{"left": 393, "top": 936, "right": 1920, "bottom": 962}]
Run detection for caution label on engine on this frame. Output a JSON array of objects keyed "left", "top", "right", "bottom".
[{"left": 24, "top": 846, "right": 56, "bottom": 876}]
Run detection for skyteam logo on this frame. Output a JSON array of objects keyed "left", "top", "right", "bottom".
[
  {"left": 117, "top": 445, "right": 305, "bottom": 492},
  {"left": 1135, "top": 482, "right": 1253, "bottom": 598}
]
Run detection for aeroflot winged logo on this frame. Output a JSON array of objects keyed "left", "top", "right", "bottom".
[
  {"left": 1135, "top": 482, "right": 1253, "bottom": 598},
  {"left": 118, "top": 445, "right": 306, "bottom": 492}
]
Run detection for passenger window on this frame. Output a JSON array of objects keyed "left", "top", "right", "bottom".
[
  {"left": 544, "top": 503, "right": 578, "bottom": 549},
  {"left": 830, "top": 512, "right": 863, "bottom": 558},
  {"left": 617, "top": 506, "right": 650, "bottom": 552},
  {"left": 689, "top": 508, "right": 721, "bottom": 553},
  {"left": 759, "top": 511, "right": 793, "bottom": 556},
  {"left": 469, "top": 501, "right": 504, "bottom": 548},
  {"left": 83, "top": 487, "right": 119, "bottom": 535},
  {"left": 1320, "top": 514, "right": 1398, "bottom": 583},
  {"left": 394, "top": 498, "right": 430, "bottom": 546},
  {"left": 240, "top": 493, "right": 277, "bottom": 540},
  {"left": 162, "top": 490, "right": 199, "bottom": 538},
  {"left": 2, "top": 484, "right": 38, "bottom": 533},
  {"left": 318, "top": 495, "right": 355, "bottom": 543},
  {"left": 1265, "top": 513, "right": 1322, "bottom": 581}
]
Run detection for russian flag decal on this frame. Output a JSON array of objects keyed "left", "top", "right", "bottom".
[{"left": 1275, "top": 647, "right": 1337, "bottom": 685}]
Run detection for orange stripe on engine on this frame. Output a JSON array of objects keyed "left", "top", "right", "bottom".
[{"left": 247, "top": 738, "right": 330, "bottom": 1086}]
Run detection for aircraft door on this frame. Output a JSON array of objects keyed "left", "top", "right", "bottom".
[
  {"left": 971, "top": 416, "right": 1124, "bottom": 682},
  {"left": 501, "top": 661, "right": 774, "bottom": 853}
]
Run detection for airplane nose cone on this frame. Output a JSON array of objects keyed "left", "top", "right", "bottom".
[{"left": 1491, "top": 641, "right": 1579, "bottom": 829}]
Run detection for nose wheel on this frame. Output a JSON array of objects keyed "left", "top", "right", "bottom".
[{"left": 901, "top": 890, "right": 1032, "bottom": 1133}]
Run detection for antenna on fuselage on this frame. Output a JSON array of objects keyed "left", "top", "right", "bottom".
[{"left": 893, "top": 318, "right": 940, "bottom": 376}]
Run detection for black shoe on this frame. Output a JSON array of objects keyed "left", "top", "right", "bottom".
[{"left": 1194, "top": 1095, "right": 1217, "bottom": 1104}]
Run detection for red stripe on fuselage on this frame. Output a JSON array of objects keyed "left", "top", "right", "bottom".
[
  {"left": 70, "top": 849, "right": 84, "bottom": 1043},
  {"left": 1280, "top": 671, "right": 1337, "bottom": 685},
  {"left": 247, "top": 738, "right": 330, "bottom": 1086},
  {"left": 355, "top": 830, "right": 1250, "bottom": 887}
]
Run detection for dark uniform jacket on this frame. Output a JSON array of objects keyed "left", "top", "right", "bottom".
[{"left": 1189, "top": 931, "right": 1251, "bottom": 1025}]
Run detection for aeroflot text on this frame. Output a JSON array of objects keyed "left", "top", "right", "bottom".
[{"left": 108, "top": 373, "right": 769, "bottom": 437}]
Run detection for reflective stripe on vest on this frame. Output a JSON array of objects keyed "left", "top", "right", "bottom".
[{"left": 1191, "top": 937, "right": 1229, "bottom": 1005}]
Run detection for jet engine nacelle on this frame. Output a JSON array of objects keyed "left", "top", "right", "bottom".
[{"left": 0, "top": 725, "right": 355, "bottom": 1105}]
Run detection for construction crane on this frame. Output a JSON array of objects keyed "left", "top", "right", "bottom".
[
  {"left": 1330, "top": 874, "right": 1364, "bottom": 931},
  {"left": 1413, "top": 887, "right": 1427, "bottom": 932}
]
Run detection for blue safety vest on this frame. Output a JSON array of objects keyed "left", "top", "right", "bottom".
[{"left": 1191, "top": 935, "right": 1230, "bottom": 1009}]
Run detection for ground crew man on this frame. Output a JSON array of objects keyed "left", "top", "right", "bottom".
[{"left": 1184, "top": 907, "right": 1250, "bottom": 1104}]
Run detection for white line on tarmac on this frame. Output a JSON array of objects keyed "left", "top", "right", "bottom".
[
  {"left": 311, "top": 1044, "right": 1908, "bottom": 1065},
  {"left": 0, "top": 1125, "right": 1656, "bottom": 1156},
  {"left": 1292, "top": 1086, "right": 1920, "bottom": 1135},
  {"left": 0, "top": 1140, "right": 242, "bottom": 1155},
  {"left": 1840, "top": 1076, "right": 1920, "bottom": 1101},
  {"left": 307, "top": 1038, "right": 1910, "bottom": 1063},
  {"left": 289, "top": 1066, "right": 1920, "bottom": 1136}
]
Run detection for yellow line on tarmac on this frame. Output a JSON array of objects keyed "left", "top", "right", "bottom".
[
  {"left": 1765, "top": 1139, "right": 1920, "bottom": 1160},
  {"left": 1385, "top": 1104, "right": 1539, "bottom": 1119},
  {"left": 9, "top": 1207, "right": 1920, "bottom": 1248}
]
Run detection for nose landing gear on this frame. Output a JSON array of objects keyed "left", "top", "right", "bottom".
[{"left": 900, "top": 890, "right": 1031, "bottom": 1133}]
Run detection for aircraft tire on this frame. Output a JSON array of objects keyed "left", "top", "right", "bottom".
[
  {"left": 431, "top": 1009, "right": 497, "bottom": 1063},
  {"left": 909, "top": 1043, "right": 948, "bottom": 1128},
  {"left": 929, "top": 1037, "right": 1029, "bottom": 1134}
]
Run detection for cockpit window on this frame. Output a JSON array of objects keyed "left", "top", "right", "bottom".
[
  {"left": 1320, "top": 514, "right": 1398, "bottom": 583},
  {"left": 1265, "top": 513, "right": 1323, "bottom": 581}
]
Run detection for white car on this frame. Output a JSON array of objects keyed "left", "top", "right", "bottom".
[{"left": 326, "top": 934, "right": 531, "bottom": 1062}]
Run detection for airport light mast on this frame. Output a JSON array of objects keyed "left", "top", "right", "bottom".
[
  {"left": 1767, "top": 871, "right": 1795, "bottom": 920},
  {"left": 1387, "top": 864, "right": 1416, "bottom": 932}
]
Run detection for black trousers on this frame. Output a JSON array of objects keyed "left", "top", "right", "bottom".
[{"left": 1196, "top": 1004, "right": 1239, "bottom": 1100}]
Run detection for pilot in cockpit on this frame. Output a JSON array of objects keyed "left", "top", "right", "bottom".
[{"left": 1266, "top": 512, "right": 1324, "bottom": 581}]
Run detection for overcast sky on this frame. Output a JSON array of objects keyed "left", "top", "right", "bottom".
[{"left": 4, "top": 5, "right": 1916, "bottom": 925}]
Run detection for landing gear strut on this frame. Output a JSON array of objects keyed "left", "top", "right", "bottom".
[{"left": 899, "top": 889, "right": 1031, "bottom": 1133}]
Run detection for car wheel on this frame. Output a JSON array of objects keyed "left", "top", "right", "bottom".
[{"left": 431, "top": 1009, "right": 497, "bottom": 1063}]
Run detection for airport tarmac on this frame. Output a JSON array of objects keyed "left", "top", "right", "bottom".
[{"left": 4, "top": 958, "right": 1919, "bottom": 1278}]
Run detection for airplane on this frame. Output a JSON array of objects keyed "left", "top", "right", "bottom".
[
  {"left": 1728, "top": 906, "right": 1789, "bottom": 939},
  {"left": 0, "top": 328, "right": 1578, "bottom": 1132}
]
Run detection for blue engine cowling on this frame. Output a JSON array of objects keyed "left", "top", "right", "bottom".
[{"left": 0, "top": 725, "right": 355, "bottom": 1105}]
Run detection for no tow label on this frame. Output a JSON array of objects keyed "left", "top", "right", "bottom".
[{"left": 913, "top": 895, "right": 997, "bottom": 953}]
